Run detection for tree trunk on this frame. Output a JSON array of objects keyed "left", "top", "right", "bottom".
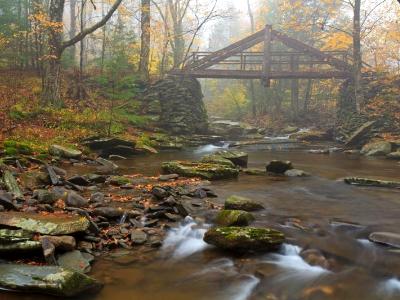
[
  {"left": 353, "top": 0, "right": 363, "bottom": 112},
  {"left": 69, "top": 0, "right": 77, "bottom": 66},
  {"left": 41, "top": 0, "right": 65, "bottom": 107},
  {"left": 139, "top": 0, "right": 151, "bottom": 81}
]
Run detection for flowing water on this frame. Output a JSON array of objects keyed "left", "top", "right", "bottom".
[{"left": 4, "top": 142, "right": 400, "bottom": 300}]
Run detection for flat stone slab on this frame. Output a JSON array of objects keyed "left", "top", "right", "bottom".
[
  {"left": 162, "top": 161, "right": 239, "bottom": 180},
  {"left": 344, "top": 177, "right": 400, "bottom": 189},
  {"left": 369, "top": 232, "right": 400, "bottom": 248},
  {"left": 0, "top": 212, "right": 90, "bottom": 235},
  {"left": 0, "top": 229, "right": 41, "bottom": 252},
  {"left": 0, "top": 264, "right": 101, "bottom": 297}
]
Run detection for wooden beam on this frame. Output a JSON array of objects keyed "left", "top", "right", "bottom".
[
  {"left": 184, "top": 29, "right": 265, "bottom": 70},
  {"left": 170, "top": 69, "right": 351, "bottom": 79},
  {"left": 272, "top": 30, "right": 352, "bottom": 72},
  {"left": 192, "top": 36, "right": 264, "bottom": 70},
  {"left": 262, "top": 25, "right": 272, "bottom": 87}
]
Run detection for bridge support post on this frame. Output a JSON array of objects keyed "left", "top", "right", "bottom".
[
  {"left": 290, "top": 55, "right": 300, "bottom": 118},
  {"left": 262, "top": 25, "right": 272, "bottom": 87}
]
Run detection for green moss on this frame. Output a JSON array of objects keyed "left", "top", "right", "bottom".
[
  {"left": 162, "top": 161, "right": 239, "bottom": 180},
  {"left": 215, "top": 210, "right": 254, "bottom": 226},
  {"left": 109, "top": 176, "right": 132, "bottom": 186},
  {"left": 225, "top": 195, "right": 264, "bottom": 211},
  {"left": 3, "top": 140, "right": 34, "bottom": 155}
]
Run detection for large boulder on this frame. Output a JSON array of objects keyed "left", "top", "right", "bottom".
[
  {"left": 209, "top": 120, "right": 245, "bottom": 138},
  {"left": 213, "top": 150, "right": 248, "bottom": 168},
  {"left": 224, "top": 195, "right": 264, "bottom": 212},
  {"left": 82, "top": 137, "right": 137, "bottom": 157},
  {"left": 215, "top": 210, "right": 255, "bottom": 227},
  {"left": 57, "top": 250, "right": 94, "bottom": 273},
  {"left": 361, "top": 141, "right": 392, "bottom": 156},
  {"left": 162, "top": 161, "right": 239, "bottom": 180},
  {"left": 49, "top": 145, "right": 82, "bottom": 159},
  {"left": 0, "top": 264, "right": 101, "bottom": 296},
  {"left": 0, "top": 212, "right": 90, "bottom": 235},
  {"left": 266, "top": 160, "right": 293, "bottom": 174},
  {"left": 204, "top": 227, "right": 284, "bottom": 252}
]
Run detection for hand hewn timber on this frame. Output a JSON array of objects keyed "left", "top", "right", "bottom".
[
  {"left": 169, "top": 69, "right": 351, "bottom": 80},
  {"left": 271, "top": 30, "right": 352, "bottom": 72},
  {"left": 184, "top": 29, "right": 265, "bottom": 70}
]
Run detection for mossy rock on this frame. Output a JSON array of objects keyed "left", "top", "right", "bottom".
[
  {"left": 201, "top": 155, "right": 235, "bottom": 167},
  {"left": 215, "top": 210, "right": 255, "bottom": 226},
  {"left": 0, "top": 229, "right": 41, "bottom": 252},
  {"left": 225, "top": 195, "right": 264, "bottom": 212},
  {"left": 162, "top": 161, "right": 239, "bottom": 180},
  {"left": 3, "top": 140, "right": 33, "bottom": 155},
  {"left": 49, "top": 145, "right": 82, "bottom": 159},
  {"left": 0, "top": 212, "right": 90, "bottom": 235},
  {"left": 204, "top": 227, "right": 285, "bottom": 252},
  {"left": 266, "top": 160, "right": 293, "bottom": 174},
  {"left": 361, "top": 141, "right": 392, "bottom": 156},
  {"left": 109, "top": 176, "right": 132, "bottom": 186},
  {"left": 214, "top": 150, "right": 248, "bottom": 167},
  {"left": 0, "top": 264, "right": 102, "bottom": 297}
]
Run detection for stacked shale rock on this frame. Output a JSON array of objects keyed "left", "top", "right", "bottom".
[{"left": 141, "top": 77, "right": 208, "bottom": 135}]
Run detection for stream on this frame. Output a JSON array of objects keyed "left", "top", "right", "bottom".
[{"left": 4, "top": 141, "right": 400, "bottom": 300}]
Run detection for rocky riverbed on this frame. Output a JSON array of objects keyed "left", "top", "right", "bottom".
[{"left": 1, "top": 125, "right": 400, "bottom": 299}]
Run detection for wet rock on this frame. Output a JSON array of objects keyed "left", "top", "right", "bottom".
[
  {"left": 201, "top": 155, "right": 235, "bottom": 168},
  {"left": 0, "top": 229, "right": 41, "bottom": 252},
  {"left": 361, "top": 141, "right": 392, "bottom": 156},
  {"left": 300, "top": 249, "right": 330, "bottom": 269},
  {"left": 369, "top": 232, "right": 400, "bottom": 248},
  {"left": 144, "top": 219, "right": 158, "bottom": 227},
  {"left": 242, "top": 169, "right": 266, "bottom": 176},
  {"left": 57, "top": 250, "right": 94, "bottom": 273},
  {"left": 2, "top": 170, "right": 23, "bottom": 198},
  {"left": 93, "top": 207, "right": 125, "bottom": 219},
  {"left": 344, "top": 177, "right": 400, "bottom": 188},
  {"left": 95, "top": 157, "right": 119, "bottom": 174},
  {"left": 109, "top": 176, "right": 132, "bottom": 186},
  {"left": 214, "top": 150, "right": 248, "bottom": 167},
  {"left": 0, "top": 205, "right": 4, "bottom": 212},
  {"left": 135, "top": 144, "right": 158, "bottom": 154},
  {"left": 67, "top": 175, "right": 90, "bottom": 186},
  {"left": 162, "top": 161, "right": 239, "bottom": 180},
  {"left": 290, "top": 130, "right": 332, "bottom": 142},
  {"left": 215, "top": 210, "right": 255, "bottom": 226},
  {"left": 0, "top": 264, "right": 101, "bottom": 296},
  {"left": 209, "top": 120, "right": 245, "bottom": 138},
  {"left": 344, "top": 150, "right": 360, "bottom": 155},
  {"left": 90, "top": 192, "right": 105, "bottom": 204},
  {"left": 0, "top": 191, "right": 17, "bottom": 210},
  {"left": 345, "top": 120, "right": 376, "bottom": 148},
  {"left": 130, "top": 230, "right": 147, "bottom": 244},
  {"left": 225, "top": 195, "right": 264, "bottom": 212},
  {"left": 39, "top": 236, "right": 76, "bottom": 251},
  {"left": 86, "top": 174, "right": 108, "bottom": 184},
  {"left": 49, "top": 145, "right": 82, "bottom": 159},
  {"left": 83, "top": 137, "right": 136, "bottom": 157},
  {"left": 0, "top": 212, "right": 90, "bottom": 235},
  {"left": 204, "top": 227, "right": 285, "bottom": 252},
  {"left": 151, "top": 187, "right": 168, "bottom": 199},
  {"left": 266, "top": 160, "right": 293, "bottom": 174},
  {"left": 387, "top": 151, "right": 400, "bottom": 160},
  {"left": 66, "top": 191, "right": 89, "bottom": 208},
  {"left": 164, "top": 213, "right": 181, "bottom": 222},
  {"left": 33, "top": 189, "right": 58, "bottom": 204},
  {"left": 158, "top": 174, "right": 179, "bottom": 181},
  {"left": 282, "top": 126, "right": 298, "bottom": 134},
  {"left": 285, "top": 169, "right": 310, "bottom": 177}
]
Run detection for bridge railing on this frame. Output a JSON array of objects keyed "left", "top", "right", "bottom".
[{"left": 186, "top": 50, "right": 350, "bottom": 72}]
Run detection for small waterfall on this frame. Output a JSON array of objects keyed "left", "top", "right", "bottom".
[
  {"left": 162, "top": 216, "right": 210, "bottom": 259},
  {"left": 263, "top": 244, "right": 330, "bottom": 281},
  {"left": 378, "top": 278, "right": 400, "bottom": 298},
  {"left": 194, "top": 142, "right": 230, "bottom": 154}
]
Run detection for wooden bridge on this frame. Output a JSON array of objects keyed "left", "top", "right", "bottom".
[{"left": 170, "top": 25, "right": 353, "bottom": 86}]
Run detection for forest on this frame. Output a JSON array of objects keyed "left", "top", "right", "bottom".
[{"left": 0, "top": 1, "right": 400, "bottom": 300}]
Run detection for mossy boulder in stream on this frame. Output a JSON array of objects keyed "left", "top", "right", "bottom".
[
  {"left": 162, "top": 161, "right": 239, "bottom": 180},
  {"left": 204, "top": 227, "right": 285, "bottom": 252},
  {"left": 215, "top": 210, "right": 255, "bottom": 226},
  {"left": 361, "top": 141, "right": 392, "bottom": 156},
  {"left": 344, "top": 177, "right": 400, "bottom": 189},
  {"left": 202, "top": 150, "right": 248, "bottom": 168},
  {"left": 0, "top": 264, "right": 101, "bottom": 296},
  {"left": 0, "top": 212, "right": 90, "bottom": 235},
  {"left": 225, "top": 195, "right": 264, "bottom": 212}
]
